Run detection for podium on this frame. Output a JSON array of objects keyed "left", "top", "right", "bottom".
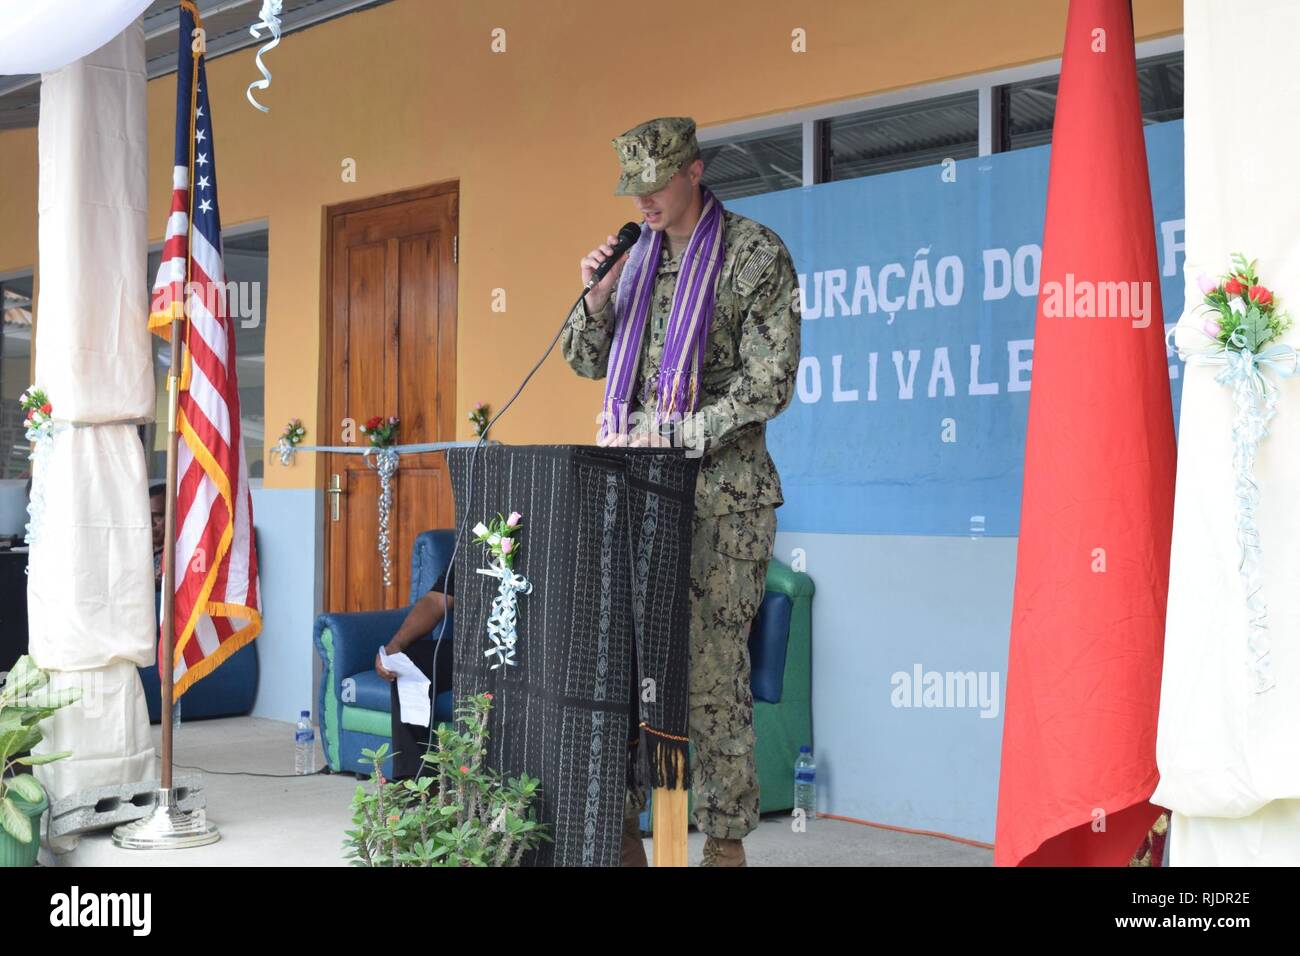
[{"left": 447, "top": 444, "right": 699, "bottom": 867}]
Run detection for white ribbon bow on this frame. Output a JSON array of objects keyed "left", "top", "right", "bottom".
[{"left": 477, "top": 560, "right": 533, "bottom": 670}]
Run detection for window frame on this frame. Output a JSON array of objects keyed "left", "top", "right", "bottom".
[
  {"left": 697, "top": 33, "right": 1184, "bottom": 188},
  {"left": 0, "top": 267, "right": 35, "bottom": 480}
]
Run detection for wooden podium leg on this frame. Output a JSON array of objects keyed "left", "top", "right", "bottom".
[{"left": 652, "top": 787, "right": 689, "bottom": 867}]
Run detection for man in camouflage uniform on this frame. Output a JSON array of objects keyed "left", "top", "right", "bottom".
[{"left": 561, "top": 116, "right": 801, "bottom": 867}]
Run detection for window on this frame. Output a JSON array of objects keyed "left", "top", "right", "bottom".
[
  {"left": 999, "top": 52, "right": 1184, "bottom": 151},
  {"left": 702, "top": 124, "right": 803, "bottom": 201},
  {"left": 826, "top": 91, "right": 980, "bottom": 181},
  {"left": 0, "top": 272, "right": 34, "bottom": 479},
  {"left": 145, "top": 226, "right": 268, "bottom": 480},
  {"left": 699, "top": 46, "right": 1184, "bottom": 196}
]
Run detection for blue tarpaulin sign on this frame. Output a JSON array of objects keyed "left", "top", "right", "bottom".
[{"left": 730, "top": 120, "right": 1186, "bottom": 537}]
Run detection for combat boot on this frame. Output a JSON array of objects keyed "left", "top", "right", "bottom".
[
  {"left": 621, "top": 816, "right": 647, "bottom": 867},
  {"left": 700, "top": 836, "right": 746, "bottom": 867}
]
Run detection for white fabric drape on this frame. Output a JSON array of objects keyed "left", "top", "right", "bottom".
[
  {"left": 28, "top": 22, "right": 156, "bottom": 810},
  {"left": 0, "top": 0, "right": 153, "bottom": 75},
  {"left": 1153, "top": 0, "right": 1300, "bottom": 864}
]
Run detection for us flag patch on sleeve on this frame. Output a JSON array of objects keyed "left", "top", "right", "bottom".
[{"left": 734, "top": 246, "right": 777, "bottom": 296}]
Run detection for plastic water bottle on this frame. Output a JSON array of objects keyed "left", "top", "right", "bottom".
[
  {"left": 294, "top": 710, "right": 315, "bottom": 775},
  {"left": 794, "top": 745, "right": 816, "bottom": 820}
]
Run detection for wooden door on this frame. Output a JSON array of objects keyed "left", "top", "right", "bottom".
[{"left": 324, "top": 183, "right": 458, "bottom": 612}]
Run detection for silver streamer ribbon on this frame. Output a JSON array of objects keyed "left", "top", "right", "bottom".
[
  {"left": 245, "top": 0, "right": 283, "bottom": 113},
  {"left": 362, "top": 446, "right": 399, "bottom": 587},
  {"left": 1169, "top": 324, "right": 1299, "bottom": 693},
  {"left": 24, "top": 418, "right": 61, "bottom": 549},
  {"left": 476, "top": 559, "right": 533, "bottom": 670},
  {"left": 266, "top": 439, "right": 484, "bottom": 586},
  {"left": 268, "top": 439, "right": 478, "bottom": 468},
  {"left": 272, "top": 436, "right": 296, "bottom": 465}
]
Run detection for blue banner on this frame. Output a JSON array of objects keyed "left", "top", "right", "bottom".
[{"left": 730, "top": 120, "right": 1186, "bottom": 537}]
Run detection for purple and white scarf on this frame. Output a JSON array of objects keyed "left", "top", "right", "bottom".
[{"left": 600, "top": 186, "right": 725, "bottom": 439}]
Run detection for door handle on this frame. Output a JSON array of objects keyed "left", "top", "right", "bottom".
[{"left": 328, "top": 474, "right": 345, "bottom": 522}]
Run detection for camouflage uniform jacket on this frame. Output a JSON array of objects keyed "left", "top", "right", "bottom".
[{"left": 562, "top": 209, "right": 802, "bottom": 527}]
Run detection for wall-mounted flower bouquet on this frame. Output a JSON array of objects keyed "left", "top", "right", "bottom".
[
  {"left": 20, "top": 387, "right": 56, "bottom": 545},
  {"left": 468, "top": 402, "right": 490, "bottom": 438},
  {"left": 20, "top": 387, "right": 53, "bottom": 444},
  {"left": 272, "top": 417, "right": 306, "bottom": 465},
  {"left": 360, "top": 415, "right": 399, "bottom": 448}
]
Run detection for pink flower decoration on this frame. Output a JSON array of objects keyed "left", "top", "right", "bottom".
[
  {"left": 507, "top": 511, "right": 522, "bottom": 527},
  {"left": 1196, "top": 273, "right": 1219, "bottom": 296},
  {"left": 500, "top": 537, "right": 514, "bottom": 554},
  {"left": 1203, "top": 317, "right": 1222, "bottom": 338}
]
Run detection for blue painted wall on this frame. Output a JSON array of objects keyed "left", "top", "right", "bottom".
[
  {"left": 249, "top": 485, "right": 323, "bottom": 724},
  {"left": 778, "top": 530, "right": 1015, "bottom": 842}
]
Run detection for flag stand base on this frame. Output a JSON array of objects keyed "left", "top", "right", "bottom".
[{"left": 111, "top": 787, "right": 220, "bottom": 850}]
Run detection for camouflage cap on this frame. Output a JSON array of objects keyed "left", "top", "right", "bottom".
[{"left": 611, "top": 116, "right": 699, "bottom": 196}]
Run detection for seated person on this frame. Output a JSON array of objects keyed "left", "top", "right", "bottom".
[{"left": 374, "top": 562, "right": 454, "bottom": 780}]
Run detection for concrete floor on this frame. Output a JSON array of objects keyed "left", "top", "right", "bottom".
[{"left": 38, "top": 716, "right": 991, "bottom": 867}]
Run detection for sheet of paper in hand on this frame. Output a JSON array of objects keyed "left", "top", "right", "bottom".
[{"left": 379, "top": 647, "right": 431, "bottom": 727}]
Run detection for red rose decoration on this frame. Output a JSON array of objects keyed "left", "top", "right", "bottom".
[
  {"left": 365, "top": 416, "right": 382, "bottom": 431},
  {"left": 459, "top": 764, "right": 470, "bottom": 774},
  {"left": 40, "top": 402, "right": 52, "bottom": 414},
  {"left": 1224, "top": 277, "right": 1245, "bottom": 295},
  {"left": 484, "top": 693, "right": 494, "bottom": 700},
  {"left": 1248, "top": 285, "right": 1273, "bottom": 306}
]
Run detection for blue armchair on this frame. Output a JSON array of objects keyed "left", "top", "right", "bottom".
[
  {"left": 315, "top": 529, "right": 816, "bottom": 810},
  {"left": 313, "top": 530, "right": 457, "bottom": 778}
]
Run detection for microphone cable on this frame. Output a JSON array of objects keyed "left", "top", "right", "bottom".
[{"left": 418, "top": 277, "right": 621, "bottom": 777}]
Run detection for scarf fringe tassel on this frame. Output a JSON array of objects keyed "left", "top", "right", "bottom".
[{"left": 637, "top": 723, "right": 691, "bottom": 791}]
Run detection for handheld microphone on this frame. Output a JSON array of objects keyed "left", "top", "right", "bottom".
[{"left": 585, "top": 221, "right": 643, "bottom": 289}]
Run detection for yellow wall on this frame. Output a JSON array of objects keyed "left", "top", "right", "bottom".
[{"left": 0, "top": 0, "right": 1182, "bottom": 489}]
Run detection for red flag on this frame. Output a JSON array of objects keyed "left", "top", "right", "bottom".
[{"left": 994, "top": 0, "right": 1176, "bottom": 866}]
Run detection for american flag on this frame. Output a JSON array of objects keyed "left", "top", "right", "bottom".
[{"left": 149, "top": 1, "right": 262, "bottom": 701}]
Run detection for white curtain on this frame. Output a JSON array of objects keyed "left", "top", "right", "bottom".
[
  {"left": 1153, "top": 0, "right": 1300, "bottom": 864},
  {"left": 27, "top": 22, "right": 157, "bottom": 817},
  {"left": 0, "top": 0, "right": 153, "bottom": 75}
]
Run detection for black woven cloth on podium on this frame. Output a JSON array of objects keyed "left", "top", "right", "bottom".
[{"left": 447, "top": 444, "right": 698, "bottom": 867}]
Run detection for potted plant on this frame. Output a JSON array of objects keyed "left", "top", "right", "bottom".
[
  {"left": 343, "top": 693, "right": 550, "bottom": 866},
  {"left": 1, "top": 655, "right": 80, "bottom": 867}
]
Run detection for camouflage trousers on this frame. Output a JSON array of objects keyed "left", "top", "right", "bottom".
[{"left": 626, "top": 505, "right": 776, "bottom": 840}]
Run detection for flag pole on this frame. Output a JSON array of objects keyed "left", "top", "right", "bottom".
[
  {"left": 112, "top": 291, "right": 220, "bottom": 849},
  {"left": 158, "top": 320, "right": 183, "bottom": 793}
]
